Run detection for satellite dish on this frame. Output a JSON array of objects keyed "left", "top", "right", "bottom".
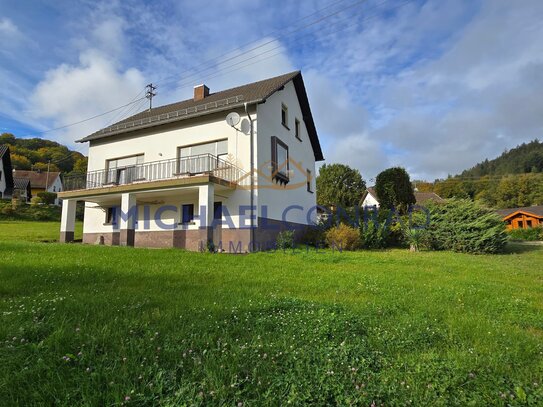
[
  {"left": 225, "top": 112, "right": 240, "bottom": 127},
  {"left": 240, "top": 118, "right": 251, "bottom": 135}
]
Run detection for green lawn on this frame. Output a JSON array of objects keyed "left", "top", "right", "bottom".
[
  {"left": 0, "top": 220, "right": 83, "bottom": 242},
  {"left": 0, "top": 222, "right": 542, "bottom": 405}
]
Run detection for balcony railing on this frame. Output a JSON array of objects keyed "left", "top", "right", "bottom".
[{"left": 63, "top": 154, "right": 247, "bottom": 191}]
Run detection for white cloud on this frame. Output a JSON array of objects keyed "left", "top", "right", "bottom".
[
  {"left": 29, "top": 50, "right": 145, "bottom": 146},
  {"left": 0, "top": 17, "right": 20, "bottom": 38}
]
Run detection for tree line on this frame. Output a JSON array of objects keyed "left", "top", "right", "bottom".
[{"left": 0, "top": 133, "right": 87, "bottom": 175}]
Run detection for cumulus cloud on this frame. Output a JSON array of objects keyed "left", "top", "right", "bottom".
[{"left": 29, "top": 50, "right": 145, "bottom": 146}]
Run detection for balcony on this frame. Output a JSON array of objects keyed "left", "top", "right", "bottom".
[{"left": 63, "top": 154, "right": 247, "bottom": 192}]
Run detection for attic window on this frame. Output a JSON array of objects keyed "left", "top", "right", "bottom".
[
  {"left": 281, "top": 104, "right": 289, "bottom": 129},
  {"left": 271, "top": 136, "right": 289, "bottom": 185},
  {"left": 295, "top": 118, "right": 301, "bottom": 141}
]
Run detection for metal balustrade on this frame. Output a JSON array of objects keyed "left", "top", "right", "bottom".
[{"left": 63, "top": 154, "right": 247, "bottom": 191}]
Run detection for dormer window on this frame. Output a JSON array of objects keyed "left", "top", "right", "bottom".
[
  {"left": 281, "top": 104, "right": 289, "bottom": 129},
  {"left": 271, "top": 136, "right": 289, "bottom": 185}
]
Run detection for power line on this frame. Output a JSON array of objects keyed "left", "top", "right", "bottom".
[{"left": 18, "top": 0, "right": 399, "bottom": 138}]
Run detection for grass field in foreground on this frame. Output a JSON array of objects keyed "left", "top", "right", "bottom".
[
  {"left": 0, "top": 220, "right": 83, "bottom": 242},
  {"left": 0, "top": 222, "right": 542, "bottom": 405}
]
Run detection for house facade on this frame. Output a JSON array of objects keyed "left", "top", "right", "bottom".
[
  {"left": 0, "top": 145, "right": 14, "bottom": 200},
  {"left": 497, "top": 206, "right": 543, "bottom": 230},
  {"left": 361, "top": 187, "right": 445, "bottom": 208},
  {"left": 13, "top": 170, "right": 63, "bottom": 205},
  {"left": 58, "top": 71, "right": 324, "bottom": 251}
]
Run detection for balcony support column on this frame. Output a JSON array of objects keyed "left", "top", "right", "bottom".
[
  {"left": 198, "top": 183, "right": 215, "bottom": 247},
  {"left": 60, "top": 199, "right": 77, "bottom": 243},
  {"left": 119, "top": 193, "right": 137, "bottom": 247}
]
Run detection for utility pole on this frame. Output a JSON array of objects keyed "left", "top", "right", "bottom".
[
  {"left": 146, "top": 83, "right": 157, "bottom": 110},
  {"left": 45, "top": 160, "right": 50, "bottom": 193}
]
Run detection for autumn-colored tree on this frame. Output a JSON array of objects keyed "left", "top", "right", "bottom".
[
  {"left": 10, "top": 153, "right": 32, "bottom": 170},
  {"left": 32, "top": 162, "right": 61, "bottom": 172}
]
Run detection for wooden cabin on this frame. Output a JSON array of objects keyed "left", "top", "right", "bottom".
[{"left": 496, "top": 206, "right": 543, "bottom": 230}]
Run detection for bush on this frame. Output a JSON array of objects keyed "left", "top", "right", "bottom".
[
  {"left": 426, "top": 199, "right": 507, "bottom": 254},
  {"left": 276, "top": 230, "right": 295, "bottom": 250},
  {"left": 507, "top": 226, "right": 543, "bottom": 241},
  {"left": 325, "top": 224, "right": 360, "bottom": 251},
  {"left": 300, "top": 225, "right": 326, "bottom": 247},
  {"left": 30, "top": 196, "right": 44, "bottom": 206},
  {"left": 37, "top": 192, "right": 57, "bottom": 205},
  {"left": 403, "top": 227, "right": 429, "bottom": 252}
]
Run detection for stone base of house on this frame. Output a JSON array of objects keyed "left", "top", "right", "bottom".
[
  {"left": 81, "top": 218, "right": 311, "bottom": 252},
  {"left": 59, "top": 231, "right": 74, "bottom": 243}
]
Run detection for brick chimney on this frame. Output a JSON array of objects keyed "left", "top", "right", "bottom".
[{"left": 193, "top": 84, "right": 209, "bottom": 101}]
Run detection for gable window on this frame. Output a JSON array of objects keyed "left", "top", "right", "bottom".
[
  {"left": 178, "top": 139, "right": 228, "bottom": 174},
  {"left": 181, "top": 204, "right": 194, "bottom": 224},
  {"left": 106, "top": 154, "right": 144, "bottom": 184},
  {"left": 295, "top": 118, "right": 301, "bottom": 141},
  {"left": 306, "top": 169, "right": 313, "bottom": 193},
  {"left": 281, "top": 104, "right": 289, "bottom": 129},
  {"left": 271, "top": 136, "right": 289, "bottom": 185}
]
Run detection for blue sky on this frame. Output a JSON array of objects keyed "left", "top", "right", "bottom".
[{"left": 1, "top": 0, "right": 542, "bottom": 180}]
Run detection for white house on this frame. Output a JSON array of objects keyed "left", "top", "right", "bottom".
[
  {"left": 13, "top": 170, "right": 64, "bottom": 205},
  {"left": 361, "top": 187, "right": 445, "bottom": 208},
  {"left": 58, "top": 71, "right": 324, "bottom": 251},
  {"left": 0, "top": 145, "right": 14, "bottom": 200}
]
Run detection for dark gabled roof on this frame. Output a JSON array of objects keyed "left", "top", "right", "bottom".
[
  {"left": 77, "top": 71, "right": 324, "bottom": 161},
  {"left": 0, "top": 145, "right": 9, "bottom": 158},
  {"left": 0, "top": 144, "right": 14, "bottom": 191},
  {"left": 497, "top": 205, "right": 543, "bottom": 219},
  {"left": 12, "top": 170, "right": 61, "bottom": 189},
  {"left": 13, "top": 177, "right": 30, "bottom": 190}
]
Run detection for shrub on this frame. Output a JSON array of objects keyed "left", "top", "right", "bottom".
[
  {"left": 300, "top": 225, "right": 326, "bottom": 247},
  {"left": 426, "top": 199, "right": 507, "bottom": 254},
  {"left": 325, "top": 224, "right": 360, "bottom": 251},
  {"left": 404, "top": 227, "right": 429, "bottom": 252},
  {"left": 37, "top": 192, "right": 57, "bottom": 205},
  {"left": 507, "top": 226, "right": 543, "bottom": 241},
  {"left": 276, "top": 230, "right": 295, "bottom": 250},
  {"left": 30, "top": 196, "right": 44, "bottom": 206}
]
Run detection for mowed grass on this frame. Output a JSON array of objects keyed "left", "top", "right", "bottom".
[
  {"left": 0, "top": 222, "right": 542, "bottom": 405},
  {"left": 0, "top": 220, "right": 83, "bottom": 242}
]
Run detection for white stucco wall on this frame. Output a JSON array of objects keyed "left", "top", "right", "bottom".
[
  {"left": 361, "top": 192, "right": 380, "bottom": 208},
  {"left": 255, "top": 80, "right": 318, "bottom": 225},
  {"left": 48, "top": 175, "right": 63, "bottom": 205},
  {"left": 83, "top": 111, "right": 253, "bottom": 233}
]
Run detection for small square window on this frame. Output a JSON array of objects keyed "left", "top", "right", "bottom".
[
  {"left": 281, "top": 104, "right": 289, "bottom": 129},
  {"left": 295, "top": 119, "right": 301, "bottom": 141},
  {"left": 182, "top": 204, "right": 194, "bottom": 224}
]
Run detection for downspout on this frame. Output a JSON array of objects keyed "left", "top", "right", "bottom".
[{"left": 244, "top": 102, "right": 255, "bottom": 250}]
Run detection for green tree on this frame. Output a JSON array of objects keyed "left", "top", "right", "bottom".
[
  {"left": 72, "top": 157, "right": 88, "bottom": 174},
  {"left": 10, "top": 153, "right": 32, "bottom": 170},
  {"left": 316, "top": 164, "right": 365, "bottom": 208},
  {"left": 33, "top": 162, "right": 60, "bottom": 173},
  {"left": 374, "top": 167, "right": 416, "bottom": 212}
]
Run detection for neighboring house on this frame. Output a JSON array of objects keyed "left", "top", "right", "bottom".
[
  {"left": 361, "top": 187, "right": 445, "bottom": 208},
  {"left": 496, "top": 206, "right": 543, "bottom": 230},
  {"left": 0, "top": 145, "right": 14, "bottom": 200},
  {"left": 58, "top": 71, "right": 324, "bottom": 251},
  {"left": 13, "top": 177, "right": 32, "bottom": 202},
  {"left": 13, "top": 170, "right": 63, "bottom": 205}
]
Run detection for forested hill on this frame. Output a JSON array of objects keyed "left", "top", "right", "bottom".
[
  {"left": 0, "top": 133, "right": 87, "bottom": 174},
  {"left": 460, "top": 139, "right": 543, "bottom": 177}
]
